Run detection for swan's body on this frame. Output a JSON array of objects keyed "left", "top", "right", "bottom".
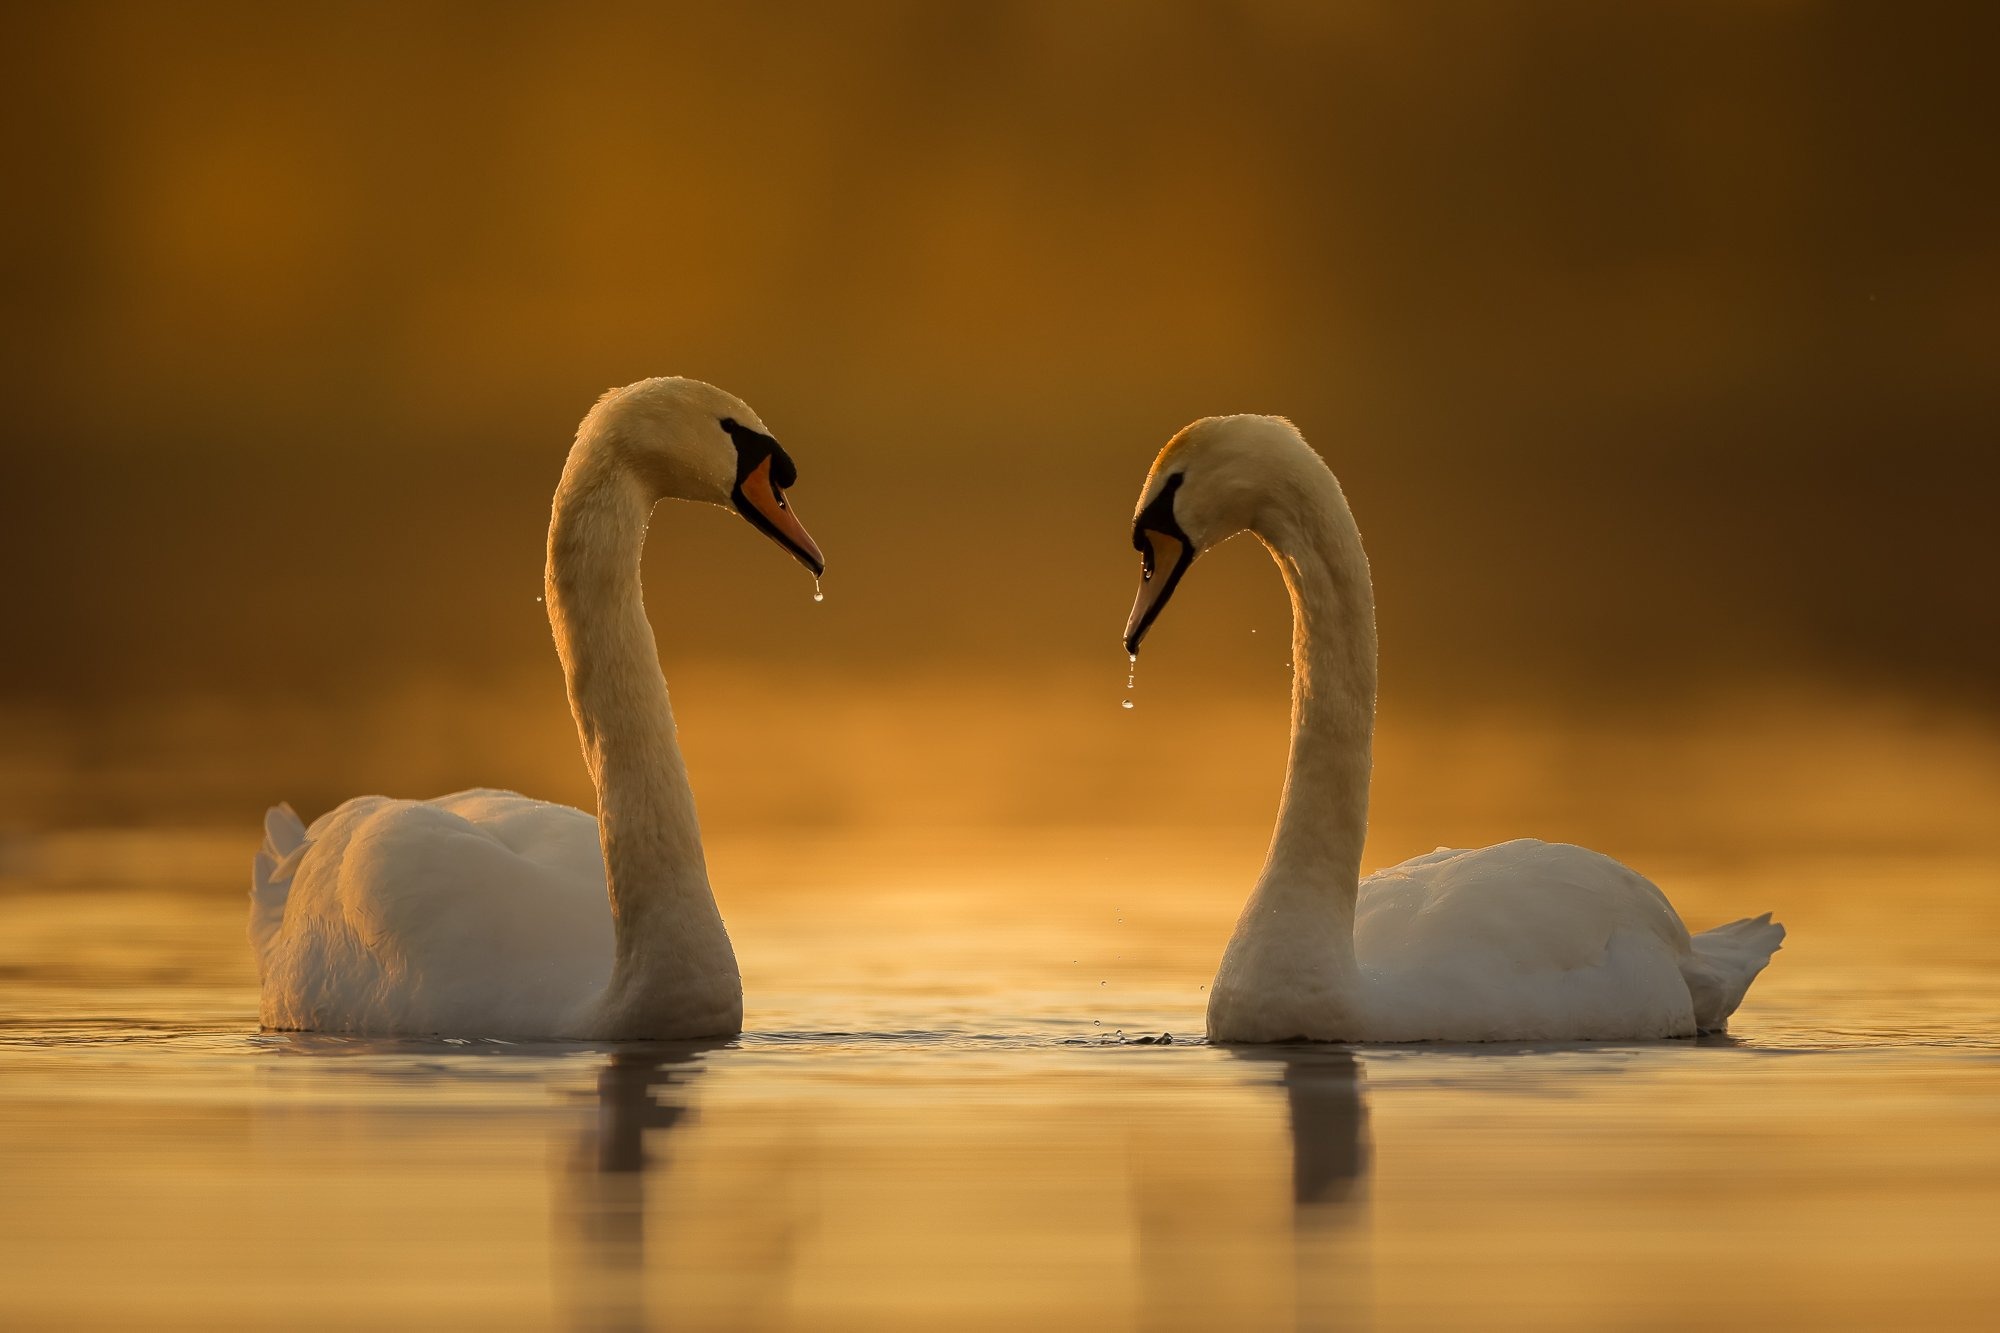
[
  {"left": 251, "top": 377, "right": 826, "bottom": 1039},
  {"left": 1123, "top": 415, "right": 1783, "bottom": 1043},
  {"left": 1232, "top": 837, "right": 1781, "bottom": 1043},
  {"left": 252, "top": 792, "right": 635, "bottom": 1036}
]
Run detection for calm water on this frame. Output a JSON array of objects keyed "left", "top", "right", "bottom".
[{"left": 2, "top": 819, "right": 1997, "bottom": 1332}]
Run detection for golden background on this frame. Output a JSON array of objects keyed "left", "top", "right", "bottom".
[{"left": 2, "top": 1, "right": 1995, "bottom": 849}]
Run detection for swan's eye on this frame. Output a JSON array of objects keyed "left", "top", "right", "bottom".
[
  {"left": 721, "top": 417, "right": 824, "bottom": 576},
  {"left": 1132, "top": 473, "right": 1187, "bottom": 572},
  {"left": 1122, "top": 518, "right": 1195, "bottom": 656},
  {"left": 769, "top": 443, "right": 799, "bottom": 490},
  {"left": 720, "top": 418, "right": 796, "bottom": 487}
]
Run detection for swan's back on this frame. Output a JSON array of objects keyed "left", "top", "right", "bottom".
[
  {"left": 252, "top": 790, "right": 615, "bottom": 1037},
  {"left": 1355, "top": 840, "right": 1715, "bottom": 1042}
]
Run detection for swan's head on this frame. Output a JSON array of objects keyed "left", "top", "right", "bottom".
[
  {"left": 1123, "top": 414, "right": 1324, "bottom": 655},
  {"left": 585, "top": 376, "right": 825, "bottom": 576}
]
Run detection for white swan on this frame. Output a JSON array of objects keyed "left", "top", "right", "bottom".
[
  {"left": 250, "top": 377, "right": 826, "bottom": 1039},
  {"left": 1123, "top": 415, "right": 1784, "bottom": 1043}
]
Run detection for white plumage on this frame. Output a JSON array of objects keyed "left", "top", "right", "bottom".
[
  {"left": 1349, "top": 840, "right": 1783, "bottom": 1042},
  {"left": 252, "top": 791, "right": 616, "bottom": 1036},
  {"left": 251, "top": 378, "right": 825, "bottom": 1040},
  {"left": 1123, "top": 415, "right": 1784, "bottom": 1043}
]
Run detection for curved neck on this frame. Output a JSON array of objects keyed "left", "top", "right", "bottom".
[
  {"left": 1255, "top": 476, "right": 1378, "bottom": 914},
  {"left": 1206, "top": 452, "right": 1378, "bottom": 1040},
  {"left": 545, "top": 440, "right": 733, "bottom": 1018}
]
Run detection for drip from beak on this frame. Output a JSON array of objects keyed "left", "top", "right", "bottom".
[
  {"left": 733, "top": 455, "right": 825, "bottom": 576},
  {"left": 1124, "top": 527, "right": 1194, "bottom": 656}
]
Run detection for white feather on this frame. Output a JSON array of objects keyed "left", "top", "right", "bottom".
[
  {"left": 1130, "top": 416, "right": 1785, "bottom": 1043},
  {"left": 249, "top": 378, "right": 808, "bottom": 1040}
]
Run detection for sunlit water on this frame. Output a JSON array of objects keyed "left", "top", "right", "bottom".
[{"left": 2, "top": 824, "right": 1997, "bottom": 1330}]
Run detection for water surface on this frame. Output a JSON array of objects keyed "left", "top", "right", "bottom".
[{"left": 2, "top": 824, "right": 1997, "bottom": 1330}]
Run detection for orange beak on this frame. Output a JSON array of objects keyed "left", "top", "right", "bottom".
[
  {"left": 734, "top": 455, "right": 825, "bottom": 576},
  {"left": 1124, "top": 528, "right": 1192, "bottom": 655}
]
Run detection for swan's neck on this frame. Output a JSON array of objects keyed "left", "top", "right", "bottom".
[
  {"left": 546, "top": 443, "right": 739, "bottom": 1033},
  {"left": 1261, "top": 510, "right": 1377, "bottom": 906},
  {"left": 1209, "top": 469, "right": 1377, "bottom": 1041}
]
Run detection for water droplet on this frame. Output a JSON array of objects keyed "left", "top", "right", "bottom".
[
  {"left": 812, "top": 578, "right": 824, "bottom": 604},
  {"left": 1120, "top": 699, "right": 1134, "bottom": 710}
]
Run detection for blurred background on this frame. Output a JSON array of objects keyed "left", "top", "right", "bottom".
[{"left": 2, "top": 0, "right": 1995, "bottom": 866}]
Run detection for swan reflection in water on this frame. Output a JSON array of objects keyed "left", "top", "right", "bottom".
[
  {"left": 552, "top": 1041, "right": 1369, "bottom": 1328},
  {"left": 556, "top": 1041, "right": 724, "bottom": 1333},
  {"left": 1131, "top": 1045, "right": 1371, "bottom": 1330},
  {"left": 1235, "top": 1044, "right": 1371, "bottom": 1216},
  {"left": 1233, "top": 1045, "right": 1373, "bottom": 1331}
]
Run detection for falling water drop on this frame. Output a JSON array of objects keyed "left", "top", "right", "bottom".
[
  {"left": 1121, "top": 652, "right": 1137, "bottom": 710},
  {"left": 812, "top": 578, "right": 824, "bottom": 604}
]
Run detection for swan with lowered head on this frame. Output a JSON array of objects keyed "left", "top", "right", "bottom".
[
  {"left": 250, "top": 377, "right": 825, "bottom": 1039},
  {"left": 1123, "top": 414, "right": 1784, "bottom": 1043}
]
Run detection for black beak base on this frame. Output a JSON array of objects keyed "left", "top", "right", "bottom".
[
  {"left": 722, "top": 417, "right": 824, "bottom": 576},
  {"left": 1124, "top": 473, "right": 1194, "bottom": 655}
]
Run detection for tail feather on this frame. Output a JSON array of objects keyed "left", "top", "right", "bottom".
[
  {"left": 250, "top": 802, "right": 309, "bottom": 965},
  {"left": 1683, "top": 912, "right": 1786, "bottom": 1033}
]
